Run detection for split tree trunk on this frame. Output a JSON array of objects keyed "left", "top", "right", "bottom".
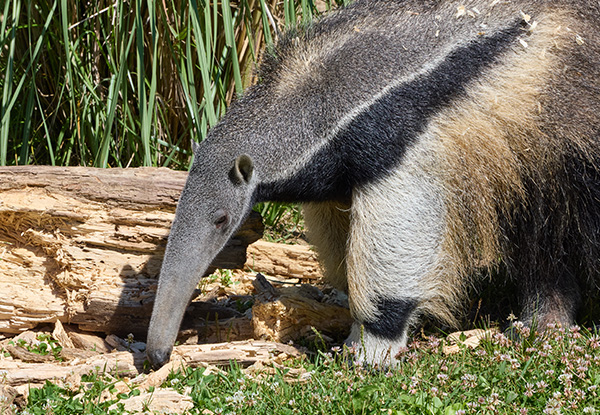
[{"left": 0, "top": 166, "right": 263, "bottom": 336}]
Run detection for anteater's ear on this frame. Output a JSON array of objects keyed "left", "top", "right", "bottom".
[
  {"left": 230, "top": 154, "right": 254, "bottom": 184},
  {"left": 191, "top": 139, "right": 201, "bottom": 154}
]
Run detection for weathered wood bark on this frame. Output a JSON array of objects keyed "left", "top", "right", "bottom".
[
  {"left": 0, "top": 166, "right": 263, "bottom": 336},
  {"left": 108, "top": 389, "right": 194, "bottom": 414},
  {"left": 251, "top": 274, "right": 352, "bottom": 343},
  {"left": 245, "top": 240, "right": 322, "bottom": 281}
]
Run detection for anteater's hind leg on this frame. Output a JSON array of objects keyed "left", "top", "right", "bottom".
[
  {"left": 506, "top": 202, "right": 583, "bottom": 331},
  {"left": 303, "top": 201, "right": 351, "bottom": 292},
  {"left": 517, "top": 265, "right": 581, "bottom": 331}
]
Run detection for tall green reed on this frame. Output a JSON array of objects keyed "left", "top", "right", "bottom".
[{"left": 0, "top": 0, "right": 329, "bottom": 169}]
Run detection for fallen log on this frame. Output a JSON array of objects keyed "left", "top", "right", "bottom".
[
  {"left": 0, "top": 350, "right": 144, "bottom": 388},
  {"left": 0, "top": 166, "right": 263, "bottom": 336}
]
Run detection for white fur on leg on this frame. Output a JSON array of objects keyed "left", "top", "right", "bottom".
[
  {"left": 303, "top": 201, "right": 351, "bottom": 292},
  {"left": 346, "top": 132, "right": 446, "bottom": 322},
  {"left": 346, "top": 322, "right": 409, "bottom": 367}
]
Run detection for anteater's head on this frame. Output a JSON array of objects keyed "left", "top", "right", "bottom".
[{"left": 146, "top": 136, "right": 256, "bottom": 369}]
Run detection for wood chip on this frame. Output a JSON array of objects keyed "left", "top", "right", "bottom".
[
  {"left": 0, "top": 385, "right": 17, "bottom": 415},
  {"left": 252, "top": 285, "right": 352, "bottom": 343},
  {"left": 5, "top": 345, "right": 54, "bottom": 363},
  {"left": 59, "top": 347, "right": 99, "bottom": 362},
  {"left": 175, "top": 340, "right": 303, "bottom": 368},
  {"left": 252, "top": 273, "right": 279, "bottom": 300},
  {"left": 108, "top": 388, "right": 194, "bottom": 414},
  {"left": 67, "top": 329, "right": 113, "bottom": 354},
  {"left": 0, "top": 351, "right": 144, "bottom": 386},
  {"left": 52, "top": 320, "right": 74, "bottom": 349},
  {"left": 137, "top": 357, "right": 187, "bottom": 390},
  {"left": 443, "top": 328, "right": 497, "bottom": 355},
  {"left": 245, "top": 240, "right": 322, "bottom": 281}
]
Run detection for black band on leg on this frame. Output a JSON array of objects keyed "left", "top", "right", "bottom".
[{"left": 363, "top": 298, "right": 418, "bottom": 340}]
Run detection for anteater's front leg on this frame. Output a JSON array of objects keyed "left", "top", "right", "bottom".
[{"left": 345, "top": 147, "right": 447, "bottom": 366}]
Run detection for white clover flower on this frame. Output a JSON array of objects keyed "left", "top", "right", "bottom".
[
  {"left": 461, "top": 373, "right": 477, "bottom": 388},
  {"left": 524, "top": 383, "right": 534, "bottom": 397},
  {"left": 558, "top": 373, "right": 572, "bottom": 386}
]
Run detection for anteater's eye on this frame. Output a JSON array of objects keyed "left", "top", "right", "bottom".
[{"left": 213, "top": 209, "right": 229, "bottom": 229}]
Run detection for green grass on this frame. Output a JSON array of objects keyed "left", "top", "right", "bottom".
[{"left": 13, "top": 324, "right": 600, "bottom": 414}]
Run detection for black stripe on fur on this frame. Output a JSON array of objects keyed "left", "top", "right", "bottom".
[
  {"left": 363, "top": 297, "right": 418, "bottom": 340},
  {"left": 257, "top": 21, "right": 525, "bottom": 203}
]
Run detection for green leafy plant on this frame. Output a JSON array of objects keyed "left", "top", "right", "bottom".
[
  {"left": 8, "top": 333, "right": 63, "bottom": 360},
  {"left": 217, "top": 268, "right": 237, "bottom": 287}
]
